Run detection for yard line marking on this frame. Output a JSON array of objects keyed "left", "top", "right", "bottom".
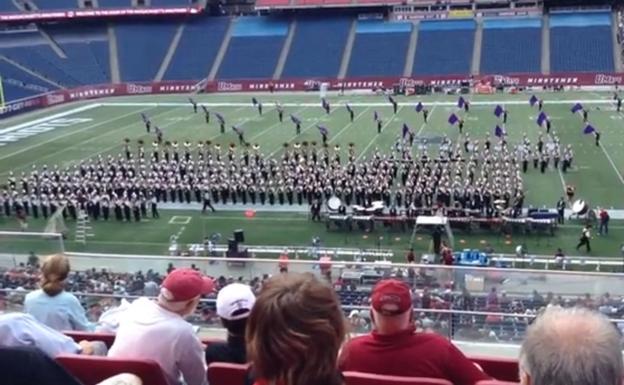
[
  {"left": 356, "top": 106, "right": 405, "bottom": 162},
  {"left": 267, "top": 110, "right": 334, "bottom": 157},
  {"left": 557, "top": 167, "right": 568, "bottom": 198},
  {"left": 328, "top": 106, "right": 371, "bottom": 143},
  {"left": 0, "top": 106, "right": 153, "bottom": 163},
  {"left": 0, "top": 103, "right": 100, "bottom": 135},
  {"left": 248, "top": 106, "right": 308, "bottom": 142},
  {"left": 415, "top": 105, "right": 438, "bottom": 137},
  {"left": 599, "top": 142, "right": 624, "bottom": 186}
]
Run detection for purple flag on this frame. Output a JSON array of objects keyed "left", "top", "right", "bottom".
[
  {"left": 529, "top": 95, "right": 538, "bottom": 106},
  {"left": 493, "top": 105, "right": 504, "bottom": 118},
  {"left": 494, "top": 125, "right": 505, "bottom": 138},
  {"left": 457, "top": 96, "right": 465, "bottom": 108},
  {"left": 252, "top": 97, "right": 258, "bottom": 106},
  {"left": 290, "top": 114, "right": 301, "bottom": 125},
  {"left": 415, "top": 102, "right": 423, "bottom": 113},
  {"left": 140, "top": 113, "right": 149, "bottom": 123},
  {"left": 317, "top": 125, "right": 328, "bottom": 136},
  {"left": 448, "top": 113, "right": 459, "bottom": 125},
  {"left": 346, "top": 103, "right": 353, "bottom": 113},
  {"left": 536, "top": 112, "right": 548, "bottom": 127},
  {"left": 583, "top": 124, "right": 595, "bottom": 134},
  {"left": 232, "top": 125, "right": 242, "bottom": 135},
  {"left": 388, "top": 95, "right": 396, "bottom": 105},
  {"left": 571, "top": 102, "right": 583, "bottom": 114},
  {"left": 402, "top": 123, "right": 410, "bottom": 138},
  {"left": 215, "top": 113, "right": 225, "bottom": 123}
]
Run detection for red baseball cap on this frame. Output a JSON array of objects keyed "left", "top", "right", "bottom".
[
  {"left": 371, "top": 279, "right": 412, "bottom": 316},
  {"left": 161, "top": 268, "right": 214, "bottom": 302}
]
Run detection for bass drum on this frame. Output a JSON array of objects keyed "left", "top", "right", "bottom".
[
  {"left": 327, "top": 196, "right": 341, "bottom": 212},
  {"left": 571, "top": 200, "right": 588, "bottom": 216}
]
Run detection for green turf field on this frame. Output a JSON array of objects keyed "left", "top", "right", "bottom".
[{"left": 1, "top": 91, "right": 623, "bottom": 261}]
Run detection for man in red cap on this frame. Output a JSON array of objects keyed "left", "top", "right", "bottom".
[
  {"left": 109, "top": 268, "right": 214, "bottom": 385},
  {"left": 339, "top": 279, "right": 489, "bottom": 385}
]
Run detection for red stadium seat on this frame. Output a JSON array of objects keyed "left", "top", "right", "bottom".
[
  {"left": 255, "top": 0, "right": 291, "bottom": 6},
  {"left": 343, "top": 371, "right": 453, "bottom": 385},
  {"left": 56, "top": 354, "right": 168, "bottom": 385},
  {"left": 207, "top": 362, "right": 249, "bottom": 385},
  {"left": 64, "top": 331, "right": 116, "bottom": 348},
  {"left": 477, "top": 381, "right": 519, "bottom": 385},
  {"left": 470, "top": 355, "right": 519, "bottom": 382}
]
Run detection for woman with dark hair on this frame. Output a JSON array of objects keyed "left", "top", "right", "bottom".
[
  {"left": 24, "top": 254, "right": 92, "bottom": 331},
  {"left": 246, "top": 273, "right": 347, "bottom": 385}
]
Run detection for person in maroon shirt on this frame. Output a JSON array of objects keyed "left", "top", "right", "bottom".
[{"left": 339, "top": 279, "right": 490, "bottom": 385}]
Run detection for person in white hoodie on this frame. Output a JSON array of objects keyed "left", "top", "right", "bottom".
[{"left": 108, "top": 268, "right": 214, "bottom": 385}]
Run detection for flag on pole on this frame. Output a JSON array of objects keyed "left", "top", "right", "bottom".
[
  {"left": 317, "top": 125, "right": 328, "bottom": 136},
  {"left": 232, "top": 125, "right": 242, "bottom": 135},
  {"left": 388, "top": 95, "right": 396, "bottom": 105},
  {"left": 448, "top": 113, "right": 459, "bottom": 125},
  {"left": 373, "top": 110, "right": 379, "bottom": 121},
  {"left": 188, "top": 97, "right": 196, "bottom": 105},
  {"left": 216, "top": 113, "right": 225, "bottom": 124},
  {"left": 140, "top": 113, "right": 149, "bottom": 123},
  {"left": 536, "top": 111, "right": 548, "bottom": 127},
  {"left": 493, "top": 105, "right": 504, "bottom": 118},
  {"left": 494, "top": 125, "right": 505, "bottom": 138},
  {"left": 346, "top": 103, "right": 353, "bottom": 113},
  {"left": 529, "top": 95, "right": 538, "bottom": 106},
  {"left": 252, "top": 97, "right": 258, "bottom": 106},
  {"left": 457, "top": 96, "right": 466, "bottom": 108},
  {"left": 583, "top": 124, "right": 596, "bottom": 134},
  {"left": 415, "top": 102, "right": 423, "bottom": 113},
  {"left": 290, "top": 114, "right": 300, "bottom": 125},
  {"left": 402, "top": 123, "right": 410, "bottom": 138},
  {"left": 571, "top": 102, "right": 583, "bottom": 114}
]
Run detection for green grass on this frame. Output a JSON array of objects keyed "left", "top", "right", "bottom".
[{"left": 1, "top": 91, "right": 624, "bottom": 262}]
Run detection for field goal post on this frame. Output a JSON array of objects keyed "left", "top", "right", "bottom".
[
  {"left": 0, "top": 231, "right": 65, "bottom": 267},
  {"left": 409, "top": 216, "right": 454, "bottom": 251}
]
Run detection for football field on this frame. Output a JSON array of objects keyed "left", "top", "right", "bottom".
[{"left": 1, "top": 90, "right": 624, "bottom": 261}]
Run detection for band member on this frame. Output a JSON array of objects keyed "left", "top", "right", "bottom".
[
  {"left": 502, "top": 109, "right": 508, "bottom": 124},
  {"left": 276, "top": 103, "right": 284, "bottom": 122},
  {"left": 538, "top": 99, "right": 543, "bottom": 111},
  {"left": 576, "top": 225, "right": 591, "bottom": 252},
  {"left": 346, "top": 103, "right": 354, "bottom": 122},
  {"left": 389, "top": 95, "right": 398, "bottom": 114},
  {"left": 291, "top": 114, "right": 301, "bottom": 134},
  {"left": 556, "top": 197, "right": 565, "bottom": 224},
  {"left": 458, "top": 119, "right": 464, "bottom": 134},
  {"left": 202, "top": 190, "right": 216, "bottom": 213},
  {"left": 377, "top": 119, "right": 383, "bottom": 134},
  {"left": 252, "top": 97, "right": 258, "bottom": 106},
  {"left": 545, "top": 118, "right": 551, "bottom": 134},
  {"left": 258, "top": 102, "right": 263, "bottom": 115},
  {"left": 155, "top": 126, "right": 163, "bottom": 144},
  {"left": 617, "top": 97, "right": 622, "bottom": 112},
  {"left": 189, "top": 97, "right": 198, "bottom": 113},
  {"left": 233, "top": 125, "right": 246, "bottom": 146},
  {"left": 202, "top": 105, "right": 210, "bottom": 124},
  {"left": 595, "top": 130, "right": 601, "bottom": 146},
  {"left": 216, "top": 113, "right": 225, "bottom": 134},
  {"left": 141, "top": 113, "right": 151, "bottom": 133},
  {"left": 463, "top": 100, "right": 470, "bottom": 113},
  {"left": 582, "top": 109, "right": 588, "bottom": 123},
  {"left": 310, "top": 200, "right": 321, "bottom": 221},
  {"left": 423, "top": 108, "right": 429, "bottom": 123},
  {"left": 321, "top": 98, "right": 330, "bottom": 114},
  {"left": 565, "top": 184, "right": 575, "bottom": 202}
]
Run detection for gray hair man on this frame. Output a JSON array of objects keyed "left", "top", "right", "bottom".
[{"left": 520, "top": 307, "right": 623, "bottom": 385}]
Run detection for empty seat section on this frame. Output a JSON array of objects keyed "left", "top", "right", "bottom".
[
  {"left": 34, "top": 0, "right": 78, "bottom": 9},
  {"left": 282, "top": 17, "right": 351, "bottom": 78},
  {"left": 98, "top": 0, "right": 132, "bottom": 7},
  {"left": 413, "top": 20, "right": 475, "bottom": 76},
  {"left": 0, "top": 59, "right": 56, "bottom": 101},
  {"left": 164, "top": 17, "right": 229, "bottom": 81},
  {"left": 256, "top": 0, "right": 291, "bottom": 6},
  {"left": 480, "top": 18, "right": 541, "bottom": 74},
  {"left": 2, "top": 45, "right": 80, "bottom": 86},
  {"left": 116, "top": 22, "right": 178, "bottom": 82},
  {"left": 550, "top": 12, "right": 614, "bottom": 72},
  {"left": 347, "top": 20, "right": 411, "bottom": 77},
  {"left": 0, "top": 2, "right": 18, "bottom": 12},
  {"left": 150, "top": 0, "right": 190, "bottom": 6},
  {"left": 217, "top": 17, "right": 288, "bottom": 79}
]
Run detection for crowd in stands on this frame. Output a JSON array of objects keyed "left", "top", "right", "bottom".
[{"left": 0, "top": 253, "right": 622, "bottom": 385}]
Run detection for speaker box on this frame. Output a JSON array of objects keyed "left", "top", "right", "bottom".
[{"left": 234, "top": 229, "right": 245, "bottom": 243}]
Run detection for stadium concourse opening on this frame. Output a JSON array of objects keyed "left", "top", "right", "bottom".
[{"left": 1, "top": 2, "right": 624, "bottom": 385}]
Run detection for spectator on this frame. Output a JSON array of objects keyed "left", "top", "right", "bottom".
[
  {"left": 519, "top": 307, "right": 623, "bottom": 385},
  {"left": 205, "top": 283, "right": 256, "bottom": 366},
  {"left": 24, "top": 254, "right": 93, "bottom": 331},
  {"left": 108, "top": 268, "right": 214, "bottom": 385},
  {"left": 406, "top": 248, "right": 415, "bottom": 263},
  {"left": 554, "top": 248, "right": 565, "bottom": 268},
  {"left": 339, "top": 279, "right": 489, "bottom": 385},
  {"left": 0, "top": 313, "right": 106, "bottom": 357},
  {"left": 246, "top": 273, "right": 346, "bottom": 385}
]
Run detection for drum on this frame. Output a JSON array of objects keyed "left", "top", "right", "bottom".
[
  {"left": 572, "top": 200, "right": 588, "bottom": 215},
  {"left": 327, "top": 196, "right": 341, "bottom": 212}
]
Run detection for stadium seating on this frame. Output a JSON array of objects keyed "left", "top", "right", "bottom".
[
  {"left": 343, "top": 372, "right": 453, "bottom": 385},
  {"left": 2, "top": 45, "right": 82, "bottom": 87},
  {"left": 98, "top": 0, "right": 132, "bottom": 7},
  {"left": 116, "top": 22, "right": 178, "bottom": 82},
  {"left": 347, "top": 20, "right": 411, "bottom": 77},
  {"left": 281, "top": 17, "right": 351, "bottom": 78},
  {"left": 480, "top": 18, "right": 542, "bottom": 74},
  {"left": 550, "top": 12, "right": 614, "bottom": 72},
  {"left": 34, "top": 0, "right": 79, "bottom": 10},
  {"left": 0, "top": 1, "right": 18, "bottom": 12},
  {"left": 207, "top": 363, "right": 249, "bottom": 385},
  {"left": 470, "top": 356, "right": 519, "bottom": 382},
  {"left": 163, "top": 17, "right": 230, "bottom": 81},
  {"left": 151, "top": 0, "right": 192, "bottom": 5},
  {"left": 217, "top": 17, "right": 288, "bottom": 79},
  {"left": 0, "top": 58, "right": 57, "bottom": 101},
  {"left": 413, "top": 20, "right": 475, "bottom": 76},
  {"left": 56, "top": 355, "right": 168, "bottom": 385}
]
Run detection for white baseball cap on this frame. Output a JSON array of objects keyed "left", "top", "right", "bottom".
[{"left": 216, "top": 283, "right": 256, "bottom": 320}]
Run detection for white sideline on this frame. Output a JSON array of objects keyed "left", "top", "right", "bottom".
[
  {"left": 98, "top": 99, "right": 615, "bottom": 108},
  {"left": 0, "top": 103, "right": 100, "bottom": 135}
]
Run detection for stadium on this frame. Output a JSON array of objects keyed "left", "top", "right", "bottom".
[{"left": 0, "top": 0, "right": 624, "bottom": 384}]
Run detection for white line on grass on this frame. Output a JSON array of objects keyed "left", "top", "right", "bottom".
[
  {"left": 599, "top": 142, "right": 624, "bottom": 186},
  {"left": 0, "top": 106, "right": 153, "bottom": 163},
  {"left": 328, "top": 107, "right": 371, "bottom": 144},
  {"left": 415, "top": 105, "right": 438, "bottom": 137},
  {"left": 267, "top": 112, "right": 333, "bottom": 157},
  {"left": 357, "top": 106, "right": 405, "bottom": 161},
  {"left": 248, "top": 106, "right": 308, "bottom": 142},
  {"left": 0, "top": 103, "right": 100, "bottom": 135}
]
